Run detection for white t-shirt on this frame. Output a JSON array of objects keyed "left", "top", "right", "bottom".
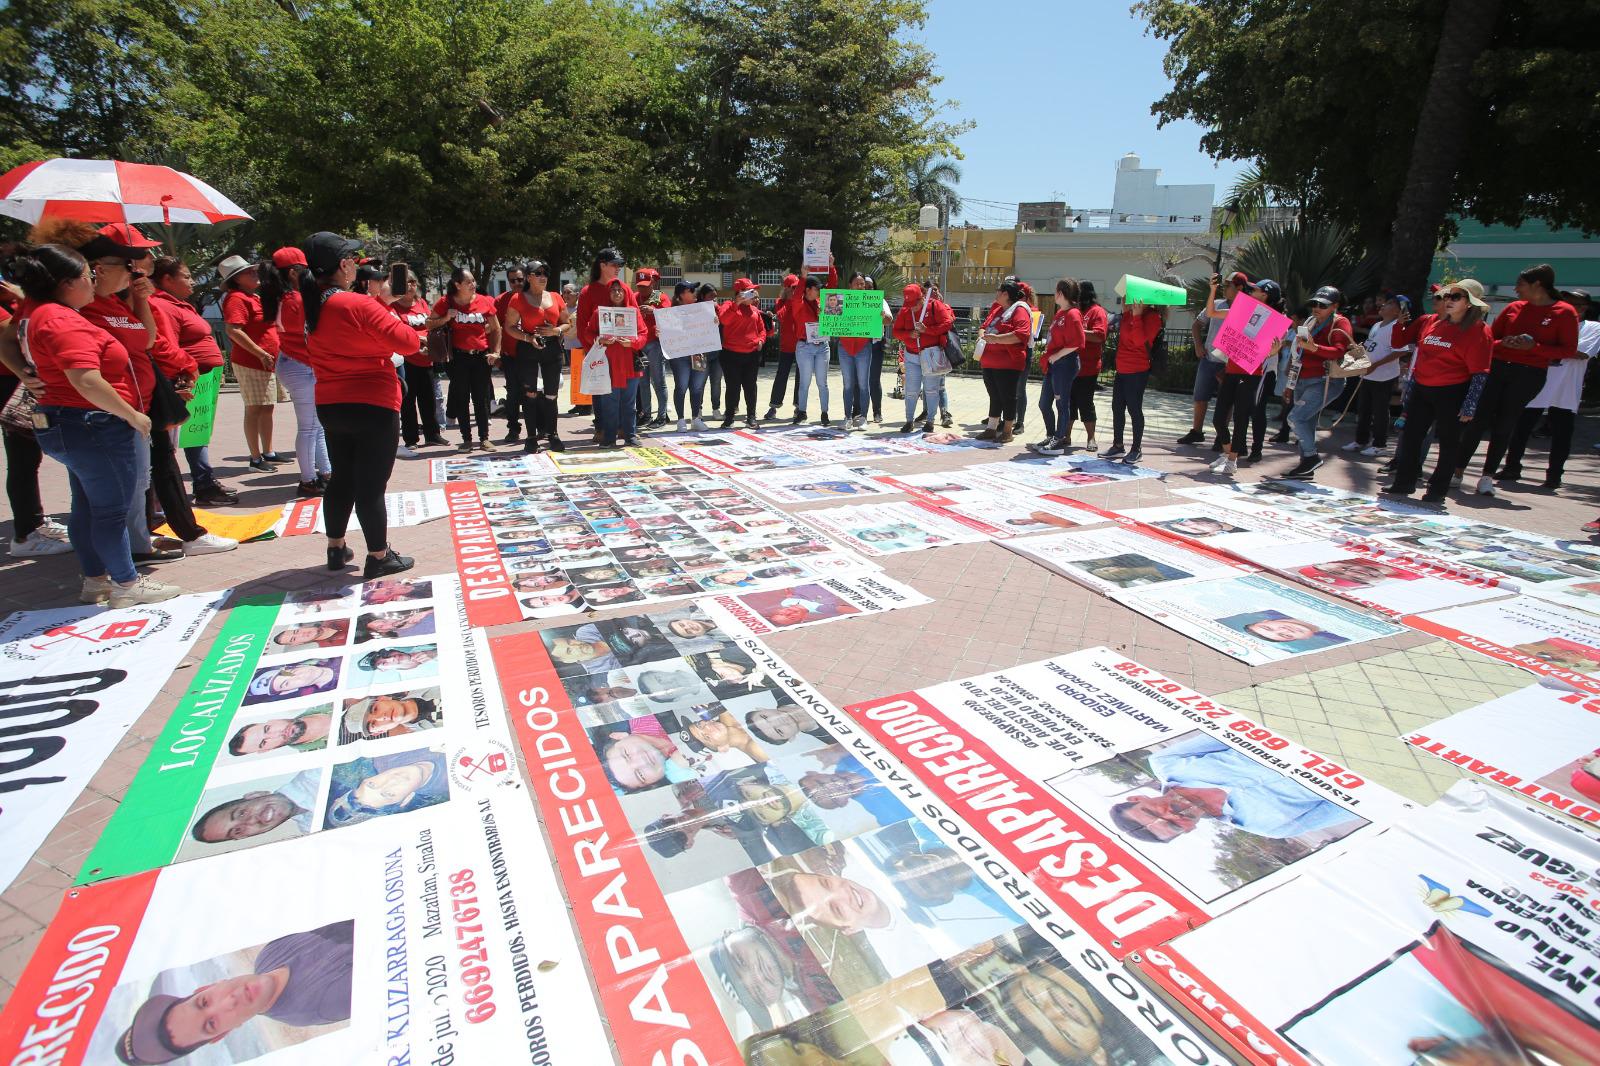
[
  {"left": 1530, "top": 318, "right": 1600, "bottom": 411},
  {"left": 1362, "top": 318, "right": 1411, "bottom": 383}
]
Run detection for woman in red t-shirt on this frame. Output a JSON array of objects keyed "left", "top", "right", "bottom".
[
  {"left": 2, "top": 243, "right": 177, "bottom": 606},
  {"left": 299, "top": 231, "right": 421, "bottom": 578},
  {"left": 425, "top": 267, "right": 501, "bottom": 451},
  {"left": 262, "top": 246, "right": 331, "bottom": 497},
  {"left": 587, "top": 279, "right": 647, "bottom": 447},
  {"left": 1102, "top": 302, "right": 1163, "bottom": 463},
  {"left": 716, "top": 278, "right": 769, "bottom": 428},
  {"left": 151, "top": 255, "right": 239, "bottom": 507},
  {"left": 0, "top": 280, "right": 70, "bottom": 558},
  {"left": 391, "top": 270, "right": 446, "bottom": 452},
  {"left": 976, "top": 279, "right": 1032, "bottom": 443},
  {"left": 502, "top": 260, "right": 570, "bottom": 454},
  {"left": 1033, "top": 278, "right": 1086, "bottom": 454},
  {"left": 219, "top": 256, "right": 284, "bottom": 471}
]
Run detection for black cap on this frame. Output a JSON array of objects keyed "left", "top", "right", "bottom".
[
  {"left": 1309, "top": 285, "right": 1342, "bottom": 307},
  {"left": 596, "top": 247, "right": 625, "bottom": 266},
  {"left": 302, "top": 231, "right": 364, "bottom": 275}
]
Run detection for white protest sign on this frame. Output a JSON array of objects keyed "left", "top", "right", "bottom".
[
  {"left": 802, "top": 228, "right": 831, "bottom": 268},
  {"left": 653, "top": 300, "right": 722, "bottom": 359}
]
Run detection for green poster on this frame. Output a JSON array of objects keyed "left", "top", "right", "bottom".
[
  {"left": 818, "top": 289, "right": 886, "bottom": 338},
  {"left": 177, "top": 366, "right": 221, "bottom": 448},
  {"left": 77, "top": 597, "right": 280, "bottom": 884},
  {"left": 1114, "top": 274, "right": 1188, "bottom": 306}
]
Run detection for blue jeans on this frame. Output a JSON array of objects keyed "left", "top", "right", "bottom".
[
  {"left": 597, "top": 378, "right": 640, "bottom": 441},
  {"left": 640, "top": 341, "right": 667, "bottom": 421},
  {"left": 1039, "top": 354, "right": 1081, "bottom": 439},
  {"left": 36, "top": 408, "right": 140, "bottom": 583},
  {"left": 794, "top": 341, "right": 830, "bottom": 415},
  {"left": 276, "top": 354, "right": 330, "bottom": 481},
  {"left": 704, "top": 350, "right": 723, "bottom": 409},
  {"left": 1288, "top": 376, "right": 1340, "bottom": 457},
  {"left": 903, "top": 348, "right": 943, "bottom": 424},
  {"left": 669, "top": 357, "right": 706, "bottom": 419},
  {"left": 840, "top": 350, "right": 872, "bottom": 418},
  {"left": 182, "top": 443, "right": 213, "bottom": 485},
  {"left": 124, "top": 429, "right": 151, "bottom": 552}
]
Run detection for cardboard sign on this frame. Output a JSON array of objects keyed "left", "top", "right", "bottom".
[
  {"left": 653, "top": 300, "right": 722, "bottom": 359},
  {"left": 1114, "top": 273, "right": 1188, "bottom": 306},
  {"left": 802, "top": 228, "right": 831, "bottom": 268},
  {"left": 818, "top": 289, "right": 885, "bottom": 338},
  {"left": 177, "top": 366, "right": 220, "bottom": 447},
  {"left": 1212, "top": 298, "right": 1292, "bottom": 373},
  {"left": 596, "top": 305, "right": 637, "bottom": 339}
]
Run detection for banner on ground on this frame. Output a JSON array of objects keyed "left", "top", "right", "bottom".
[
  {"left": 1141, "top": 781, "right": 1600, "bottom": 1066},
  {"left": 1404, "top": 596, "right": 1600, "bottom": 693},
  {"left": 842, "top": 646, "right": 1406, "bottom": 952},
  {"left": 279, "top": 489, "right": 448, "bottom": 537},
  {"left": 655, "top": 300, "right": 723, "bottom": 359},
  {"left": 1001, "top": 525, "right": 1255, "bottom": 596},
  {"left": 660, "top": 432, "right": 816, "bottom": 475},
  {"left": 929, "top": 490, "right": 1101, "bottom": 537},
  {"left": 491, "top": 609, "right": 1231, "bottom": 1066},
  {"left": 156, "top": 506, "right": 281, "bottom": 543},
  {"left": 430, "top": 451, "right": 555, "bottom": 484},
  {"left": 967, "top": 454, "right": 1165, "bottom": 493},
  {"left": 872, "top": 468, "right": 1008, "bottom": 504},
  {"left": 545, "top": 446, "right": 681, "bottom": 475},
  {"left": 792, "top": 499, "right": 994, "bottom": 555},
  {"left": 0, "top": 594, "right": 221, "bottom": 896},
  {"left": 442, "top": 467, "right": 873, "bottom": 626},
  {"left": 899, "top": 428, "right": 1003, "bottom": 452},
  {"left": 802, "top": 228, "right": 831, "bottom": 268},
  {"left": 176, "top": 366, "right": 221, "bottom": 448},
  {"left": 1118, "top": 500, "right": 1333, "bottom": 558},
  {"left": 751, "top": 425, "right": 926, "bottom": 465},
  {"left": 78, "top": 574, "right": 521, "bottom": 884},
  {"left": 1211, "top": 297, "right": 1292, "bottom": 373},
  {"left": 736, "top": 463, "right": 895, "bottom": 503},
  {"left": 817, "top": 289, "right": 885, "bottom": 338},
  {"left": 1120, "top": 572, "right": 1407, "bottom": 665},
  {"left": 0, "top": 794, "right": 607, "bottom": 1066},
  {"left": 1403, "top": 682, "right": 1600, "bottom": 825},
  {"left": 699, "top": 571, "right": 931, "bottom": 635}
]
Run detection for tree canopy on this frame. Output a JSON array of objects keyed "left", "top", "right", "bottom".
[{"left": 1, "top": 0, "right": 959, "bottom": 277}]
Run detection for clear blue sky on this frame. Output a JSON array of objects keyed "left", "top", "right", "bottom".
[{"left": 915, "top": 0, "right": 1248, "bottom": 225}]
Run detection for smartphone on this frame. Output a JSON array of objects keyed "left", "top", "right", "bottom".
[{"left": 389, "top": 263, "right": 408, "bottom": 294}]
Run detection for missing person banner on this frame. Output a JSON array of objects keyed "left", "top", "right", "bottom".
[
  {"left": 78, "top": 574, "right": 521, "bottom": 884},
  {"left": 736, "top": 464, "right": 895, "bottom": 503},
  {"left": 429, "top": 452, "right": 555, "bottom": 484},
  {"left": 279, "top": 490, "right": 448, "bottom": 537},
  {"left": 1403, "top": 683, "right": 1600, "bottom": 825},
  {"left": 802, "top": 228, "right": 831, "bottom": 269},
  {"left": 176, "top": 367, "right": 221, "bottom": 448},
  {"left": 0, "top": 593, "right": 222, "bottom": 897},
  {"left": 660, "top": 432, "right": 817, "bottom": 475},
  {"left": 492, "top": 608, "right": 1231, "bottom": 1066},
  {"left": 597, "top": 304, "right": 638, "bottom": 340},
  {"left": 1404, "top": 596, "right": 1600, "bottom": 694},
  {"left": 750, "top": 425, "right": 925, "bottom": 465},
  {"left": 1141, "top": 781, "right": 1600, "bottom": 1066},
  {"left": 842, "top": 647, "right": 1406, "bottom": 953},
  {"left": 442, "top": 467, "right": 873, "bottom": 626},
  {"left": 654, "top": 300, "right": 723, "bottom": 359},
  {"left": 927, "top": 492, "right": 1100, "bottom": 538},
  {"left": 965, "top": 454, "right": 1165, "bottom": 493},
  {"left": 0, "top": 793, "right": 607, "bottom": 1066},
  {"left": 817, "top": 289, "right": 885, "bottom": 338},
  {"left": 698, "top": 572, "right": 932, "bottom": 635},
  {"left": 1119, "top": 573, "right": 1407, "bottom": 665},
  {"left": 792, "top": 500, "right": 994, "bottom": 556},
  {"left": 1247, "top": 537, "right": 1513, "bottom": 617},
  {"left": 1118, "top": 500, "right": 1333, "bottom": 558},
  {"left": 1001, "top": 525, "right": 1256, "bottom": 596}
]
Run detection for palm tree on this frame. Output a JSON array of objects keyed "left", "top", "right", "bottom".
[
  {"left": 906, "top": 156, "right": 962, "bottom": 224},
  {"left": 1233, "top": 221, "right": 1381, "bottom": 313}
]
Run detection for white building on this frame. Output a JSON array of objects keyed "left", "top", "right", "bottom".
[{"left": 1105, "top": 152, "right": 1213, "bottom": 233}]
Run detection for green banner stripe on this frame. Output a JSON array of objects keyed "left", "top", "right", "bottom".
[{"left": 77, "top": 596, "right": 283, "bottom": 885}]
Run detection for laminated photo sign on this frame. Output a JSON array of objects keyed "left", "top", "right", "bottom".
[
  {"left": 597, "top": 304, "right": 638, "bottom": 339},
  {"left": 817, "top": 288, "right": 885, "bottom": 338},
  {"left": 802, "top": 228, "right": 831, "bottom": 268}
]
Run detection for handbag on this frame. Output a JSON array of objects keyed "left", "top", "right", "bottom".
[
  {"left": 1326, "top": 343, "right": 1373, "bottom": 379},
  {"left": 578, "top": 344, "right": 613, "bottom": 396},
  {"left": 0, "top": 384, "right": 38, "bottom": 435},
  {"left": 146, "top": 355, "right": 190, "bottom": 430},
  {"left": 427, "top": 324, "right": 452, "bottom": 367},
  {"left": 940, "top": 333, "right": 966, "bottom": 371}
]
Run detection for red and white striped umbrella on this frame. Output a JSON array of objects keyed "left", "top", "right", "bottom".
[{"left": 0, "top": 158, "right": 251, "bottom": 226}]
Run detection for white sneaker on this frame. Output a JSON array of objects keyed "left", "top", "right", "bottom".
[
  {"left": 1450, "top": 472, "right": 1464, "bottom": 488},
  {"left": 1360, "top": 445, "right": 1382, "bottom": 457},
  {"left": 37, "top": 517, "right": 68, "bottom": 540},
  {"left": 396, "top": 443, "right": 417, "bottom": 459},
  {"left": 80, "top": 576, "right": 112, "bottom": 605},
  {"left": 11, "top": 531, "right": 73, "bottom": 557},
  {"left": 691, "top": 417, "right": 709, "bottom": 432},
  {"left": 855, "top": 415, "right": 867, "bottom": 430},
  {"left": 1220, "top": 457, "right": 1237, "bottom": 477},
  {"left": 109, "top": 575, "right": 180, "bottom": 608},
  {"left": 183, "top": 532, "right": 238, "bottom": 555},
  {"left": 1208, "top": 454, "right": 1229, "bottom": 473},
  {"left": 1341, "top": 441, "right": 1361, "bottom": 452},
  {"left": 676, "top": 419, "right": 688, "bottom": 433},
  {"left": 1476, "top": 474, "right": 1496, "bottom": 497}
]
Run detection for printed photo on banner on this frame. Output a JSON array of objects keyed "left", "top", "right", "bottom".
[
  {"left": 80, "top": 575, "right": 522, "bottom": 885},
  {"left": 966, "top": 454, "right": 1165, "bottom": 493},
  {"left": 737, "top": 464, "right": 894, "bottom": 503},
  {"left": 699, "top": 573, "right": 932, "bottom": 636},
  {"left": 1404, "top": 596, "right": 1600, "bottom": 691},
  {"left": 659, "top": 434, "right": 816, "bottom": 474},
  {"left": 597, "top": 304, "right": 638, "bottom": 339},
  {"left": 1050, "top": 730, "right": 1370, "bottom": 904},
  {"left": 931, "top": 491, "right": 1096, "bottom": 537},
  {"left": 1001, "top": 526, "right": 1248, "bottom": 597},
  {"left": 793, "top": 501, "right": 990, "bottom": 557}
]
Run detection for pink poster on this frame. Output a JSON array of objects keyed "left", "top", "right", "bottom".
[{"left": 1212, "top": 298, "right": 1291, "bottom": 374}]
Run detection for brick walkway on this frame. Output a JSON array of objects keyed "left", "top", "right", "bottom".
[{"left": 1, "top": 368, "right": 1595, "bottom": 995}]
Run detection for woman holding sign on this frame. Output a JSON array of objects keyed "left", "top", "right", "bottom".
[
  {"left": 1208, "top": 276, "right": 1277, "bottom": 477},
  {"left": 666, "top": 281, "right": 710, "bottom": 431},
  {"left": 586, "top": 278, "right": 646, "bottom": 447},
  {"left": 717, "top": 278, "right": 770, "bottom": 429},
  {"left": 975, "top": 278, "right": 1032, "bottom": 443},
  {"left": 892, "top": 282, "right": 954, "bottom": 433},
  {"left": 838, "top": 273, "right": 878, "bottom": 429},
  {"left": 786, "top": 265, "right": 837, "bottom": 426}
]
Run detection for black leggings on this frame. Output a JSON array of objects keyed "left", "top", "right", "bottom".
[
  {"left": 1392, "top": 381, "right": 1468, "bottom": 497},
  {"left": 982, "top": 367, "right": 1022, "bottom": 421},
  {"left": 400, "top": 362, "right": 440, "bottom": 445},
  {"left": 1112, "top": 370, "right": 1149, "bottom": 448},
  {"left": 1355, "top": 377, "right": 1394, "bottom": 448},
  {"left": 1070, "top": 376, "right": 1097, "bottom": 427},
  {"left": 0, "top": 377, "right": 44, "bottom": 540},
  {"left": 1456, "top": 359, "right": 1547, "bottom": 476},
  {"left": 447, "top": 349, "right": 494, "bottom": 441},
  {"left": 869, "top": 340, "right": 885, "bottom": 419},
  {"left": 721, "top": 350, "right": 761, "bottom": 420},
  {"left": 768, "top": 351, "right": 795, "bottom": 407},
  {"left": 317, "top": 403, "right": 399, "bottom": 553},
  {"left": 1505, "top": 405, "right": 1574, "bottom": 481},
  {"left": 149, "top": 424, "right": 204, "bottom": 541},
  {"left": 510, "top": 342, "right": 564, "bottom": 440},
  {"left": 1216, "top": 372, "right": 1268, "bottom": 456}
]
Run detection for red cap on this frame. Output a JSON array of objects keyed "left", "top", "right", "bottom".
[
  {"left": 733, "top": 277, "right": 758, "bottom": 294},
  {"left": 1226, "top": 270, "right": 1251, "bottom": 288},
  {"left": 271, "top": 246, "right": 309, "bottom": 269},
  {"left": 782, "top": 274, "right": 799, "bottom": 288},
  {"left": 902, "top": 283, "right": 924, "bottom": 303},
  {"left": 636, "top": 268, "right": 660, "bottom": 283},
  {"left": 97, "top": 222, "right": 160, "bottom": 250}
]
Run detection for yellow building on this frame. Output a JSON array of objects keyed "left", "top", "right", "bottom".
[{"left": 891, "top": 225, "right": 1017, "bottom": 313}]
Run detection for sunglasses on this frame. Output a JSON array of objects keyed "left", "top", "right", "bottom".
[
  {"left": 1439, "top": 292, "right": 1467, "bottom": 302},
  {"left": 1309, "top": 299, "right": 1332, "bottom": 308}
]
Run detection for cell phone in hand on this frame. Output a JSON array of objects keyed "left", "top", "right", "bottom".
[{"left": 389, "top": 263, "right": 408, "bottom": 295}]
